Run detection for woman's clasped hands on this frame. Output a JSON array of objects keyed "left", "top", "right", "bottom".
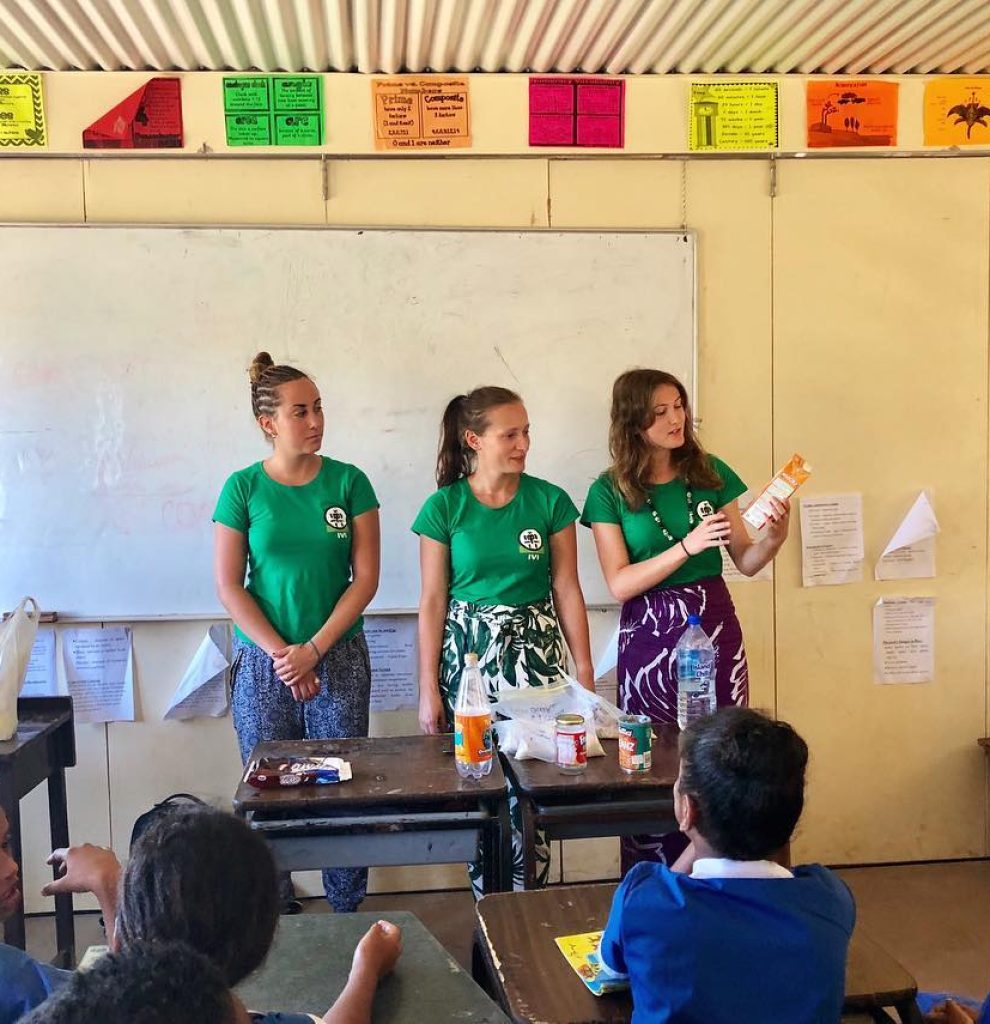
[{"left": 272, "top": 642, "right": 321, "bottom": 702}]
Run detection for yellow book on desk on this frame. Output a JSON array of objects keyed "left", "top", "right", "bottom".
[{"left": 554, "top": 931, "right": 629, "bottom": 996}]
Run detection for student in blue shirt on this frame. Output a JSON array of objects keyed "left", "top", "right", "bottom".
[{"left": 599, "top": 707, "right": 856, "bottom": 1024}]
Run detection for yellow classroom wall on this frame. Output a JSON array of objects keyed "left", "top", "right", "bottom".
[{"left": 4, "top": 72, "right": 989, "bottom": 907}]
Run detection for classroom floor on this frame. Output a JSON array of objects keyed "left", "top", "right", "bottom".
[{"left": 24, "top": 859, "right": 990, "bottom": 1004}]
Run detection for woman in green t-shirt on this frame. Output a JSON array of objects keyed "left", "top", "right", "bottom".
[
  {"left": 213, "top": 352, "right": 381, "bottom": 914},
  {"left": 582, "top": 368, "right": 791, "bottom": 872},
  {"left": 413, "top": 385, "right": 594, "bottom": 891}
]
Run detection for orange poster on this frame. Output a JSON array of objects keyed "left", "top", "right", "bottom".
[
  {"left": 806, "top": 80, "right": 897, "bottom": 149},
  {"left": 924, "top": 77, "right": 990, "bottom": 147},
  {"left": 372, "top": 77, "right": 470, "bottom": 151}
]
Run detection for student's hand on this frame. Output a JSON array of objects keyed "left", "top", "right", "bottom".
[
  {"left": 352, "top": 921, "right": 402, "bottom": 981},
  {"left": 763, "top": 496, "right": 791, "bottom": 546},
  {"left": 683, "top": 513, "right": 731, "bottom": 555},
  {"left": 418, "top": 688, "right": 445, "bottom": 735},
  {"left": 272, "top": 643, "right": 319, "bottom": 685},
  {"left": 43, "top": 844, "right": 121, "bottom": 901},
  {"left": 926, "top": 1001, "right": 980, "bottom": 1023},
  {"left": 288, "top": 671, "right": 321, "bottom": 703}
]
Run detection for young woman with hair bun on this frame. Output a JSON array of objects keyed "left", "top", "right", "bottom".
[
  {"left": 213, "top": 352, "right": 380, "bottom": 913},
  {"left": 413, "top": 386, "right": 594, "bottom": 892},
  {"left": 582, "top": 368, "right": 791, "bottom": 873}
]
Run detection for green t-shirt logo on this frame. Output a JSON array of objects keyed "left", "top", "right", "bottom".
[
  {"left": 518, "top": 528, "right": 544, "bottom": 560},
  {"left": 324, "top": 506, "right": 348, "bottom": 533},
  {"left": 697, "top": 500, "right": 716, "bottom": 519}
]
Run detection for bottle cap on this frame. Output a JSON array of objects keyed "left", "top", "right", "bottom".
[
  {"left": 465, "top": 653, "right": 479, "bottom": 667},
  {"left": 686, "top": 614, "right": 701, "bottom": 626}
]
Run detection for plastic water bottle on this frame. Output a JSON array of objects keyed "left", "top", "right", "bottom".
[
  {"left": 675, "top": 615, "right": 716, "bottom": 729},
  {"left": 454, "top": 653, "right": 493, "bottom": 779}
]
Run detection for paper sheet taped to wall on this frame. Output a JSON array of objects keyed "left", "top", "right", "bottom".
[
  {"left": 799, "top": 494, "right": 864, "bottom": 587},
  {"left": 62, "top": 626, "right": 134, "bottom": 723},
  {"left": 873, "top": 597, "right": 935, "bottom": 684}
]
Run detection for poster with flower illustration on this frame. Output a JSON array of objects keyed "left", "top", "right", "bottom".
[
  {"left": 0, "top": 73, "right": 46, "bottom": 148},
  {"left": 806, "top": 80, "right": 897, "bottom": 148},
  {"left": 924, "top": 77, "right": 990, "bottom": 147}
]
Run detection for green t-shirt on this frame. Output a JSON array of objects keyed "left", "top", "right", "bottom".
[
  {"left": 580, "top": 456, "right": 746, "bottom": 588},
  {"left": 412, "top": 474, "right": 579, "bottom": 607},
  {"left": 213, "top": 457, "right": 379, "bottom": 645}
]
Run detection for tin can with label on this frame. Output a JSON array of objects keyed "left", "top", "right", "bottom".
[
  {"left": 555, "top": 713, "right": 587, "bottom": 774},
  {"left": 618, "top": 714, "right": 653, "bottom": 773}
]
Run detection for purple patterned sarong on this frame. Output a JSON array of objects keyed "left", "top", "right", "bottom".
[{"left": 618, "top": 574, "right": 748, "bottom": 873}]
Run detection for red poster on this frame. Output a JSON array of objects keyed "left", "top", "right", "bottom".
[{"left": 83, "top": 78, "right": 183, "bottom": 149}]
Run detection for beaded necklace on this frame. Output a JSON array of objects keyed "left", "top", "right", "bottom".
[{"left": 645, "top": 486, "right": 695, "bottom": 544}]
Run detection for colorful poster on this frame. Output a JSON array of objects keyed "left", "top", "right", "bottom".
[
  {"left": 529, "top": 77, "right": 625, "bottom": 148},
  {"left": 806, "top": 80, "right": 897, "bottom": 148},
  {"left": 372, "top": 77, "right": 470, "bottom": 151},
  {"left": 223, "top": 75, "right": 324, "bottom": 147},
  {"left": 688, "top": 82, "right": 778, "bottom": 151},
  {"left": 0, "top": 73, "right": 46, "bottom": 148},
  {"left": 924, "top": 77, "right": 990, "bottom": 147},
  {"left": 83, "top": 77, "right": 183, "bottom": 149}
]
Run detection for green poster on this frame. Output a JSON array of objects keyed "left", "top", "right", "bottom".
[{"left": 223, "top": 75, "right": 323, "bottom": 147}]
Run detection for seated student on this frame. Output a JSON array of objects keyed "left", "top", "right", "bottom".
[
  {"left": 22, "top": 940, "right": 241, "bottom": 1024},
  {"left": 48, "top": 805, "right": 401, "bottom": 1024},
  {"left": 599, "top": 707, "right": 856, "bottom": 1024},
  {"left": 0, "top": 807, "right": 123, "bottom": 1024}
]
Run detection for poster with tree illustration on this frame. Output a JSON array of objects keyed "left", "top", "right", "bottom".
[
  {"left": 806, "top": 80, "right": 897, "bottom": 149},
  {"left": 925, "top": 78, "right": 990, "bottom": 147}
]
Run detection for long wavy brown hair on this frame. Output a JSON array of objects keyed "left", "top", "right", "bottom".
[{"left": 607, "top": 368, "right": 721, "bottom": 509}]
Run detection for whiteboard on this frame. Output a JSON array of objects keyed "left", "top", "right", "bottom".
[{"left": 0, "top": 227, "right": 695, "bottom": 617}]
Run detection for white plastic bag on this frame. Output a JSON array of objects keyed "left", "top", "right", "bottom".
[
  {"left": 491, "top": 679, "right": 611, "bottom": 761},
  {"left": 0, "top": 597, "right": 40, "bottom": 740}
]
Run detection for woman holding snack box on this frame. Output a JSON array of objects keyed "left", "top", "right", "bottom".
[
  {"left": 213, "top": 352, "right": 380, "bottom": 914},
  {"left": 413, "top": 385, "right": 595, "bottom": 892},
  {"left": 582, "top": 369, "right": 791, "bottom": 871}
]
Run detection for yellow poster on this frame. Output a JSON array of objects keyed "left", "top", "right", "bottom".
[
  {"left": 689, "top": 82, "right": 778, "bottom": 151},
  {"left": 0, "top": 73, "right": 46, "bottom": 147},
  {"left": 924, "top": 77, "right": 990, "bottom": 147},
  {"left": 372, "top": 77, "right": 470, "bottom": 151}
]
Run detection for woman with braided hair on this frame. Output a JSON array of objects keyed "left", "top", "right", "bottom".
[{"left": 213, "top": 352, "right": 380, "bottom": 913}]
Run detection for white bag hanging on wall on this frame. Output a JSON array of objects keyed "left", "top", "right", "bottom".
[{"left": 0, "top": 597, "right": 40, "bottom": 740}]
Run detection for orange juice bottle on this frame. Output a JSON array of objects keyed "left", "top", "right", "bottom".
[
  {"left": 742, "top": 453, "right": 812, "bottom": 530},
  {"left": 454, "top": 653, "right": 493, "bottom": 779}
]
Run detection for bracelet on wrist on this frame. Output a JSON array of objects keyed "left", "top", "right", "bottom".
[
  {"left": 680, "top": 538, "right": 692, "bottom": 558},
  {"left": 307, "top": 638, "right": 323, "bottom": 663}
]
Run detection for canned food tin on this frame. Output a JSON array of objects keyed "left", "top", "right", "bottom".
[
  {"left": 555, "top": 713, "right": 587, "bottom": 774},
  {"left": 618, "top": 714, "right": 653, "bottom": 773}
]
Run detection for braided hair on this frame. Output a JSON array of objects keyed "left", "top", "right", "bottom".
[{"left": 248, "top": 352, "right": 309, "bottom": 440}]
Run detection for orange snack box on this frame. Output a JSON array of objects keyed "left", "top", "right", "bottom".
[{"left": 742, "top": 453, "right": 812, "bottom": 530}]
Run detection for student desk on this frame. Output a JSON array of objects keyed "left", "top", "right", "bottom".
[
  {"left": 500, "top": 729, "right": 680, "bottom": 889},
  {"left": 473, "top": 884, "right": 924, "bottom": 1024},
  {"left": 233, "top": 735, "right": 512, "bottom": 894},
  {"left": 237, "top": 910, "right": 509, "bottom": 1023},
  {"left": 0, "top": 697, "right": 76, "bottom": 967}
]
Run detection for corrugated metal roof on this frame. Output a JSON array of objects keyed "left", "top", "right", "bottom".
[{"left": 2, "top": 0, "right": 990, "bottom": 75}]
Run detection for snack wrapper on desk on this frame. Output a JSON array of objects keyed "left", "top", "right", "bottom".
[
  {"left": 492, "top": 678, "right": 623, "bottom": 762},
  {"left": 245, "top": 756, "right": 353, "bottom": 789}
]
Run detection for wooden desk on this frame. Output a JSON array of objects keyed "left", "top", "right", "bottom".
[
  {"left": 499, "top": 730, "right": 680, "bottom": 888},
  {"left": 473, "top": 884, "right": 923, "bottom": 1024},
  {"left": 233, "top": 735, "right": 512, "bottom": 894},
  {"left": 237, "top": 910, "right": 509, "bottom": 1023},
  {"left": 0, "top": 697, "right": 76, "bottom": 967}
]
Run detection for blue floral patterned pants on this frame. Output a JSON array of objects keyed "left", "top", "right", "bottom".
[{"left": 231, "top": 631, "right": 372, "bottom": 912}]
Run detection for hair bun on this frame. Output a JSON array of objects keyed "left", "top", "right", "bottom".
[{"left": 249, "top": 351, "right": 275, "bottom": 384}]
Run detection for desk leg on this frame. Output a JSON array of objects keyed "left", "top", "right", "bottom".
[
  {"left": 895, "top": 999, "right": 925, "bottom": 1024},
  {"left": 0, "top": 773, "right": 24, "bottom": 950},
  {"left": 519, "top": 797, "right": 538, "bottom": 891},
  {"left": 48, "top": 769, "right": 75, "bottom": 968}
]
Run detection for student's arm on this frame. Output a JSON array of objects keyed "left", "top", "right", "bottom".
[
  {"left": 549, "top": 524, "right": 594, "bottom": 691},
  {"left": 725, "top": 497, "right": 790, "bottom": 577},
  {"left": 43, "top": 845, "right": 122, "bottom": 948},
  {"left": 272, "top": 509, "right": 381, "bottom": 683},
  {"left": 590, "top": 516, "right": 731, "bottom": 604},
  {"left": 597, "top": 877, "right": 630, "bottom": 981},
  {"left": 417, "top": 537, "right": 450, "bottom": 734},
  {"left": 214, "top": 523, "right": 318, "bottom": 702},
  {"left": 322, "top": 921, "right": 402, "bottom": 1024}
]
